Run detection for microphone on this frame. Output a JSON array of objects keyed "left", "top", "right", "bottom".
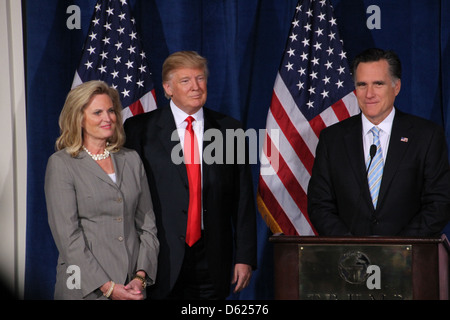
[
  {"left": 366, "top": 144, "right": 377, "bottom": 174},
  {"left": 351, "top": 144, "right": 377, "bottom": 235}
]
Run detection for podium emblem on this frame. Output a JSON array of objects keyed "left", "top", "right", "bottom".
[{"left": 338, "top": 251, "right": 371, "bottom": 284}]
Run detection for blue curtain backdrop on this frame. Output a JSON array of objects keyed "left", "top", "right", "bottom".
[{"left": 24, "top": 0, "right": 450, "bottom": 299}]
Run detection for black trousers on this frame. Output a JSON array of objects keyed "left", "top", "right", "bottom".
[{"left": 167, "top": 236, "right": 223, "bottom": 300}]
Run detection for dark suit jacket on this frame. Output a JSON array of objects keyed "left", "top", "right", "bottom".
[
  {"left": 307, "top": 109, "right": 450, "bottom": 236},
  {"left": 124, "top": 105, "right": 257, "bottom": 299}
]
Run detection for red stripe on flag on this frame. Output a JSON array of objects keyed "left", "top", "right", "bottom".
[
  {"left": 129, "top": 100, "right": 144, "bottom": 116},
  {"left": 309, "top": 114, "right": 327, "bottom": 138},
  {"left": 331, "top": 98, "right": 351, "bottom": 121},
  {"left": 258, "top": 177, "right": 299, "bottom": 236},
  {"left": 270, "top": 92, "right": 315, "bottom": 175}
]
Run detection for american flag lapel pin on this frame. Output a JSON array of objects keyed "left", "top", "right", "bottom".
[{"left": 400, "top": 137, "right": 408, "bottom": 143}]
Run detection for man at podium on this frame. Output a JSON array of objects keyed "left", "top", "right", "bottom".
[{"left": 307, "top": 48, "right": 450, "bottom": 236}]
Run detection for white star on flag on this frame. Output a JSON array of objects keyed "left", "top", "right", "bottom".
[{"left": 72, "top": 0, "right": 157, "bottom": 122}]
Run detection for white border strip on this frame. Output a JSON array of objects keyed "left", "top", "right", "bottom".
[{"left": 0, "top": 0, "right": 27, "bottom": 299}]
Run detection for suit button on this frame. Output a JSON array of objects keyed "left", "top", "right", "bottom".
[
  {"left": 179, "top": 235, "right": 185, "bottom": 241},
  {"left": 115, "top": 217, "right": 123, "bottom": 222},
  {"left": 116, "top": 197, "right": 123, "bottom": 203},
  {"left": 118, "top": 236, "right": 124, "bottom": 241}
]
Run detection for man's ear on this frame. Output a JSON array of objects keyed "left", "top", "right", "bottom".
[
  {"left": 394, "top": 79, "right": 401, "bottom": 96},
  {"left": 163, "top": 81, "right": 173, "bottom": 97}
]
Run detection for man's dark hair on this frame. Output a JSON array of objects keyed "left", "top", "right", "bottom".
[{"left": 351, "top": 48, "right": 402, "bottom": 81}]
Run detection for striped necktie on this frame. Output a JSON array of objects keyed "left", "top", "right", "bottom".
[{"left": 367, "top": 126, "right": 384, "bottom": 208}]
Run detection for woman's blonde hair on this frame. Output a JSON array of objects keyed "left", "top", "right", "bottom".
[
  {"left": 162, "top": 51, "right": 209, "bottom": 99},
  {"left": 55, "top": 80, "right": 125, "bottom": 157}
]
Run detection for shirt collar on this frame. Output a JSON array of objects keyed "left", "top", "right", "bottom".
[
  {"left": 362, "top": 107, "right": 395, "bottom": 136},
  {"left": 170, "top": 100, "right": 204, "bottom": 127}
]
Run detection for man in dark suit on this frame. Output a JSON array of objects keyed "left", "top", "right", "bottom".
[
  {"left": 124, "top": 51, "right": 256, "bottom": 299},
  {"left": 307, "top": 48, "right": 450, "bottom": 236}
]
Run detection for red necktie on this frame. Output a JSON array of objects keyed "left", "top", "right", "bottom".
[{"left": 184, "top": 116, "right": 201, "bottom": 246}]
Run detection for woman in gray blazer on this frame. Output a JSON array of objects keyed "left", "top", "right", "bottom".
[{"left": 45, "top": 80, "right": 159, "bottom": 300}]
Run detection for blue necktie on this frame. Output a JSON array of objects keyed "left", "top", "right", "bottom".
[{"left": 367, "top": 126, "right": 384, "bottom": 208}]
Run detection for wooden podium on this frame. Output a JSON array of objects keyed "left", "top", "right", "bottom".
[{"left": 270, "top": 235, "right": 450, "bottom": 300}]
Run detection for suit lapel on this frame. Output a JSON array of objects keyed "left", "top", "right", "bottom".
[
  {"left": 344, "top": 115, "right": 369, "bottom": 189},
  {"left": 156, "top": 106, "right": 189, "bottom": 185},
  {"left": 111, "top": 150, "right": 125, "bottom": 187},
  {"left": 377, "top": 111, "right": 412, "bottom": 208},
  {"left": 79, "top": 151, "right": 117, "bottom": 188},
  {"left": 155, "top": 106, "right": 220, "bottom": 191},
  {"left": 343, "top": 115, "right": 375, "bottom": 211},
  {"left": 202, "top": 108, "right": 220, "bottom": 198}
]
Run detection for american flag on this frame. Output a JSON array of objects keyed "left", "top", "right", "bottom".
[
  {"left": 72, "top": 0, "right": 157, "bottom": 122},
  {"left": 257, "top": 0, "right": 359, "bottom": 236}
]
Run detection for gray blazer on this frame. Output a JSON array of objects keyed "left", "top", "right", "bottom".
[{"left": 45, "top": 147, "right": 159, "bottom": 299}]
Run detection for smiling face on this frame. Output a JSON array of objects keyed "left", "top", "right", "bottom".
[
  {"left": 82, "top": 93, "right": 117, "bottom": 146},
  {"left": 355, "top": 59, "right": 401, "bottom": 125},
  {"left": 163, "top": 67, "right": 207, "bottom": 115}
]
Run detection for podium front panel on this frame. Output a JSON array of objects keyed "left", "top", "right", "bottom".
[
  {"left": 270, "top": 236, "right": 449, "bottom": 300},
  {"left": 298, "top": 244, "right": 412, "bottom": 300}
]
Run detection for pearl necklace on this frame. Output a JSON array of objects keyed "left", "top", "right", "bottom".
[{"left": 83, "top": 146, "right": 110, "bottom": 161}]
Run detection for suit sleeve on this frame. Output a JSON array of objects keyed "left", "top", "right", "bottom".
[
  {"left": 307, "top": 131, "right": 352, "bottom": 235},
  {"left": 233, "top": 144, "right": 257, "bottom": 269},
  {"left": 132, "top": 151, "right": 159, "bottom": 284},
  {"left": 44, "top": 153, "right": 110, "bottom": 297},
  {"left": 399, "top": 126, "right": 450, "bottom": 236}
]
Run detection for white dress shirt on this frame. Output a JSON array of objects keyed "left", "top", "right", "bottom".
[
  {"left": 170, "top": 100, "right": 204, "bottom": 167},
  {"left": 362, "top": 108, "right": 395, "bottom": 165}
]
